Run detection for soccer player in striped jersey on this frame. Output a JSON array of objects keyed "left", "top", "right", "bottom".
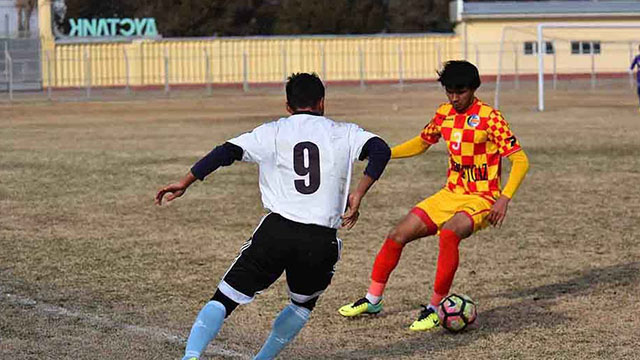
[
  {"left": 338, "top": 61, "right": 530, "bottom": 331},
  {"left": 156, "top": 73, "right": 390, "bottom": 359},
  {"left": 630, "top": 45, "right": 640, "bottom": 109}
]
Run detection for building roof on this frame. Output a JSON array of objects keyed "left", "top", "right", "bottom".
[{"left": 454, "top": 1, "right": 640, "bottom": 21}]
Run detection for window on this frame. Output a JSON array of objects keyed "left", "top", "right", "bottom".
[
  {"left": 571, "top": 42, "right": 580, "bottom": 54},
  {"left": 571, "top": 41, "right": 601, "bottom": 55},
  {"left": 523, "top": 41, "right": 554, "bottom": 55},
  {"left": 524, "top": 42, "right": 535, "bottom": 55},
  {"left": 545, "top": 42, "right": 554, "bottom": 54}
]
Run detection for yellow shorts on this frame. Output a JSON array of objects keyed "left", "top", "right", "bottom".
[{"left": 412, "top": 189, "right": 494, "bottom": 233}]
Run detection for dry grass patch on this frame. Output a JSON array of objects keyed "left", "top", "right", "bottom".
[{"left": 1, "top": 83, "right": 639, "bottom": 359}]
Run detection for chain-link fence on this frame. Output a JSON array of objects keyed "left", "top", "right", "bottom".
[{"left": 0, "top": 37, "right": 40, "bottom": 96}]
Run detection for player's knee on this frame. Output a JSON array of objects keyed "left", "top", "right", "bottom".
[
  {"left": 387, "top": 229, "right": 411, "bottom": 245},
  {"left": 442, "top": 226, "right": 471, "bottom": 239},
  {"left": 442, "top": 214, "right": 473, "bottom": 239},
  {"left": 291, "top": 296, "right": 318, "bottom": 311},
  {"left": 211, "top": 289, "right": 239, "bottom": 318}
]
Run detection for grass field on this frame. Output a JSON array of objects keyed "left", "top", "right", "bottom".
[{"left": 1, "top": 83, "right": 639, "bottom": 359}]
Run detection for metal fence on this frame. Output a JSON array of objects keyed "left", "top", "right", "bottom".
[
  {"left": 0, "top": 35, "right": 637, "bottom": 102},
  {"left": 0, "top": 37, "right": 40, "bottom": 96},
  {"left": 43, "top": 35, "right": 458, "bottom": 87}
]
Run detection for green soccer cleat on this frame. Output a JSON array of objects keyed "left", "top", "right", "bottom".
[
  {"left": 338, "top": 297, "right": 383, "bottom": 317},
  {"left": 409, "top": 305, "right": 440, "bottom": 331}
]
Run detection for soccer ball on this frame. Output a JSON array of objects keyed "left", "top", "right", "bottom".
[{"left": 437, "top": 293, "right": 477, "bottom": 332}]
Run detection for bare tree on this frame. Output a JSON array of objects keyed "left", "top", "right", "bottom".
[{"left": 15, "top": 0, "right": 36, "bottom": 37}]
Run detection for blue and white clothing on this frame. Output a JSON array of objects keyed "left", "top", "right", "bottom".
[
  {"left": 630, "top": 55, "right": 640, "bottom": 82},
  {"left": 631, "top": 55, "right": 640, "bottom": 100}
]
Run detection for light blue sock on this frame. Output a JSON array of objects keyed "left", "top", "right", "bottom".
[
  {"left": 182, "top": 300, "right": 226, "bottom": 360},
  {"left": 253, "top": 303, "right": 311, "bottom": 360}
]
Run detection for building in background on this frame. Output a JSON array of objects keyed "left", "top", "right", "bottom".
[
  {"left": 4, "top": 0, "right": 640, "bottom": 92},
  {"left": 1, "top": 0, "right": 41, "bottom": 92},
  {"left": 452, "top": 1, "right": 640, "bottom": 77},
  {"left": 0, "top": 0, "right": 39, "bottom": 38}
]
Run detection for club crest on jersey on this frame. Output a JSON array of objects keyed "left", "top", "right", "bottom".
[{"left": 466, "top": 114, "right": 480, "bottom": 127}]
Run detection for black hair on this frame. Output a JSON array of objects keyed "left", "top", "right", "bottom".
[
  {"left": 286, "top": 73, "right": 325, "bottom": 110},
  {"left": 437, "top": 60, "right": 481, "bottom": 90}
]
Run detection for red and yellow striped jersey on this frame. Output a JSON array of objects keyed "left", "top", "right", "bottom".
[{"left": 420, "top": 98, "right": 521, "bottom": 202}]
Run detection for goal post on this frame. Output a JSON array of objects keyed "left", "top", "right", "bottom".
[
  {"left": 494, "top": 22, "right": 640, "bottom": 111},
  {"left": 494, "top": 25, "right": 535, "bottom": 109},
  {"left": 536, "top": 23, "right": 640, "bottom": 111}
]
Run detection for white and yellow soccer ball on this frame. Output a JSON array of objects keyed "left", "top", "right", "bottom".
[{"left": 437, "top": 293, "right": 477, "bottom": 332}]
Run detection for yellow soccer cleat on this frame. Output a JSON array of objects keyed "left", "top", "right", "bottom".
[
  {"left": 409, "top": 305, "right": 440, "bottom": 331},
  {"left": 338, "top": 297, "right": 383, "bottom": 317}
]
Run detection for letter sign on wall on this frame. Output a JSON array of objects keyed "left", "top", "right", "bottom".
[{"left": 67, "top": 18, "right": 158, "bottom": 37}]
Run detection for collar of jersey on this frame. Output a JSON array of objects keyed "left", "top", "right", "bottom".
[
  {"left": 292, "top": 111, "right": 322, "bottom": 116},
  {"left": 452, "top": 98, "right": 479, "bottom": 115}
]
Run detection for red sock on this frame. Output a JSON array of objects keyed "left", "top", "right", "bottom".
[
  {"left": 367, "top": 280, "right": 386, "bottom": 298},
  {"left": 431, "top": 229, "right": 461, "bottom": 307},
  {"left": 370, "top": 238, "right": 405, "bottom": 287}
]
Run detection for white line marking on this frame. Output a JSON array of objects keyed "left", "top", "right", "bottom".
[{"left": 0, "top": 285, "right": 250, "bottom": 359}]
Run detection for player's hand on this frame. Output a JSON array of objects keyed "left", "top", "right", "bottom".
[
  {"left": 155, "top": 182, "right": 187, "bottom": 206},
  {"left": 155, "top": 172, "right": 197, "bottom": 206},
  {"left": 341, "top": 193, "right": 362, "bottom": 230},
  {"left": 487, "top": 195, "right": 510, "bottom": 227}
]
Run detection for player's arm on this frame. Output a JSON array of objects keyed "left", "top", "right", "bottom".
[
  {"left": 486, "top": 149, "right": 530, "bottom": 227},
  {"left": 342, "top": 137, "right": 391, "bottom": 229},
  {"left": 390, "top": 136, "right": 431, "bottom": 159},
  {"left": 501, "top": 150, "right": 529, "bottom": 200},
  {"left": 155, "top": 142, "right": 243, "bottom": 205}
]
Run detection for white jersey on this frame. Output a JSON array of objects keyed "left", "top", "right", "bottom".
[{"left": 228, "top": 113, "right": 377, "bottom": 229}]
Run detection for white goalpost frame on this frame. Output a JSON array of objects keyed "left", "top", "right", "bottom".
[
  {"left": 494, "top": 25, "right": 531, "bottom": 109},
  {"left": 495, "top": 23, "right": 640, "bottom": 111},
  {"left": 537, "top": 23, "right": 640, "bottom": 111}
]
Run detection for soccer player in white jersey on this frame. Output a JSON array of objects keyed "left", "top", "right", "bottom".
[{"left": 155, "top": 73, "right": 391, "bottom": 360}]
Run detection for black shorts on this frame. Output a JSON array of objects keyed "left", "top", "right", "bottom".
[{"left": 217, "top": 213, "right": 341, "bottom": 305}]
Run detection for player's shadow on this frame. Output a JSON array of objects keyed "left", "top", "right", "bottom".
[
  {"left": 490, "top": 261, "right": 639, "bottom": 301},
  {"left": 477, "top": 261, "right": 639, "bottom": 334},
  {"left": 302, "top": 297, "right": 568, "bottom": 360},
  {"left": 304, "top": 261, "right": 639, "bottom": 359}
]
